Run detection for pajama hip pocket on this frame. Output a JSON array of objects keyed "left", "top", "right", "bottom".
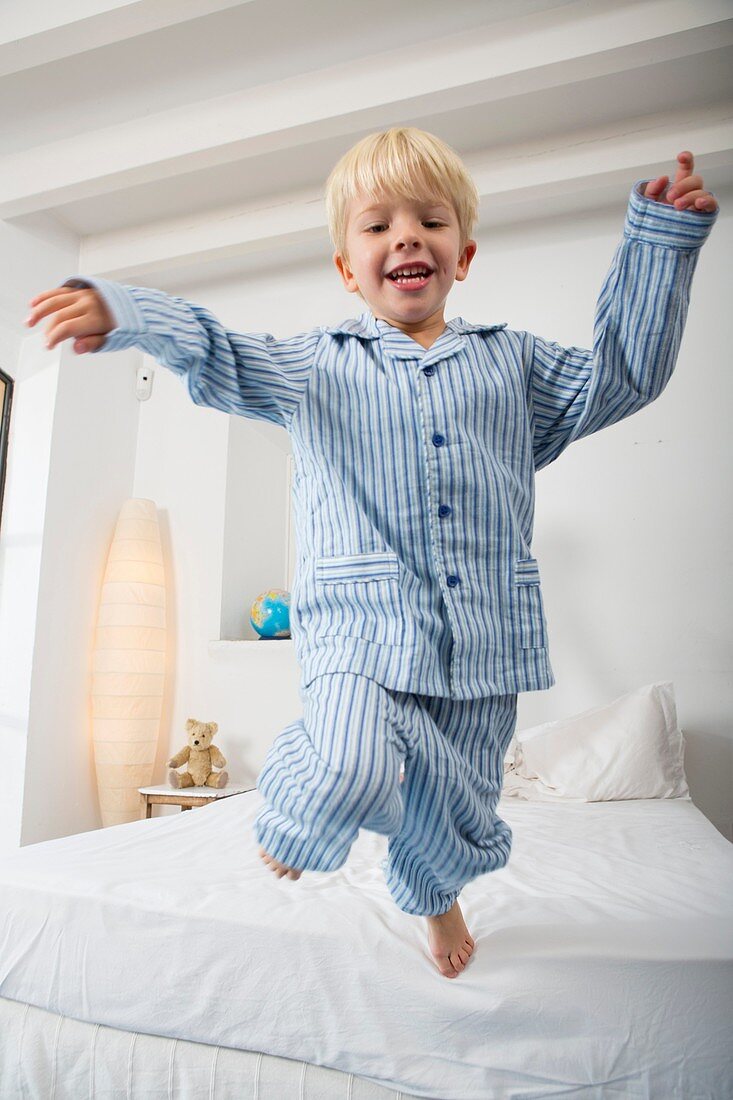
[
  {"left": 315, "top": 550, "right": 404, "bottom": 647},
  {"left": 513, "top": 556, "right": 549, "bottom": 649}
]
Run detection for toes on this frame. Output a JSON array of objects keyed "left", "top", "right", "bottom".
[
  {"left": 259, "top": 849, "right": 302, "bottom": 880},
  {"left": 435, "top": 954, "right": 458, "bottom": 977}
]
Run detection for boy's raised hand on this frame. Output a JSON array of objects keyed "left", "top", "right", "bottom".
[
  {"left": 643, "top": 151, "right": 718, "bottom": 213},
  {"left": 24, "top": 286, "right": 115, "bottom": 354}
]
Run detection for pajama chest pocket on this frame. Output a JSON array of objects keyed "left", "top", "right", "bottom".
[
  {"left": 513, "top": 556, "right": 548, "bottom": 649},
  {"left": 315, "top": 550, "right": 404, "bottom": 647}
]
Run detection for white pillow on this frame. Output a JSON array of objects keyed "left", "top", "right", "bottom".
[{"left": 504, "top": 682, "right": 690, "bottom": 802}]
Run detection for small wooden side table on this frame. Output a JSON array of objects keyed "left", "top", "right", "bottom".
[{"left": 138, "top": 784, "right": 255, "bottom": 818}]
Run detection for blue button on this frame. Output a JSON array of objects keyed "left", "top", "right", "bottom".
[
  {"left": 438, "top": 505, "right": 452, "bottom": 517},
  {"left": 446, "top": 574, "right": 460, "bottom": 587},
  {"left": 432, "top": 433, "right": 445, "bottom": 447},
  {"left": 423, "top": 365, "right": 435, "bottom": 376}
]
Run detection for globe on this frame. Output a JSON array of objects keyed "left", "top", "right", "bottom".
[{"left": 249, "top": 588, "right": 291, "bottom": 639}]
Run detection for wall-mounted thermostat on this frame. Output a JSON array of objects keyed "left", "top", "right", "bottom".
[{"left": 136, "top": 365, "right": 153, "bottom": 401}]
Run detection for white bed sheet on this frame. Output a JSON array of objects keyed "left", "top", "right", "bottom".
[{"left": 0, "top": 789, "right": 731, "bottom": 1100}]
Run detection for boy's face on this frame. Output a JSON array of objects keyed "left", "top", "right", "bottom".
[{"left": 333, "top": 190, "right": 477, "bottom": 333}]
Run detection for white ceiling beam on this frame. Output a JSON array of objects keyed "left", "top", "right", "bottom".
[
  {"left": 78, "top": 109, "right": 733, "bottom": 280},
  {"left": 0, "top": 0, "right": 253, "bottom": 79},
  {"left": 1, "top": 0, "right": 731, "bottom": 219}
]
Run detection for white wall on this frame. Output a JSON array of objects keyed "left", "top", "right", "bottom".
[
  {"left": 20, "top": 337, "right": 140, "bottom": 846},
  {"left": 0, "top": 325, "right": 58, "bottom": 851},
  {"left": 3, "top": 186, "right": 731, "bottom": 846},
  {"left": 127, "top": 359, "right": 304, "bottom": 806},
  {"left": 0, "top": 214, "right": 78, "bottom": 851},
  {"left": 129, "top": 189, "right": 732, "bottom": 834},
  {"left": 484, "top": 198, "right": 732, "bottom": 837},
  {"left": 221, "top": 416, "right": 293, "bottom": 641},
  {"left": 129, "top": 286, "right": 308, "bottom": 817},
  {"left": 0, "top": 213, "right": 140, "bottom": 851}
]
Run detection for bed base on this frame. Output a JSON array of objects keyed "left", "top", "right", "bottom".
[{"left": 0, "top": 996, "right": 419, "bottom": 1099}]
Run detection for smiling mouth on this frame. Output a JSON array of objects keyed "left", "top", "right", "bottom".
[{"left": 386, "top": 266, "right": 433, "bottom": 289}]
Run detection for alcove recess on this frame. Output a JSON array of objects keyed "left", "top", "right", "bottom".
[{"left": 213, "top": 415, "right": 296, "bottom": 651}]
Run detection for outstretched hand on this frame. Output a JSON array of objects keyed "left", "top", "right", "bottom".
[
  {"left": 643, "top": 151, "right": 718, "bottom": 213},
  {"left": 25, "top": 285, "right": 114, "bottom": 354}
]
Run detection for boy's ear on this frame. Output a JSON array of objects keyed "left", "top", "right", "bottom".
[
  {"left": 333, "top": 250, "right": 359, "bottom": 294},
  {"left": 455, "top": 239, "right": 478, "bottom": 282}
]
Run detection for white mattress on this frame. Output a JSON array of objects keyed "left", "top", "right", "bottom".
[
  {"left": 1, "top": 789, "right": 732, "bottom": 1099},
  {"left": 0, "top": 997, "right": 408, "bottom": 1099}
]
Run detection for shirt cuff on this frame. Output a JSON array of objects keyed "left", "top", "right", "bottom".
[
  {"left": 61, "top": 275, "right": 147, "bottom": 352},
  {"left": 625, "top": 179, "right": 719, "bottom": 250}
]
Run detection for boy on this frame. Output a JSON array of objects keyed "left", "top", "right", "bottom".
[{"left": 27, "top": 130, "right": 718, "bottom": 980}]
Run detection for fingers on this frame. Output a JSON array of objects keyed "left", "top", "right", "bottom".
[
  {"left": 643, "top": 175, "right": 668, "bottom": 199},
  {"left": 26, "top": 287, "right": 110, "bottom": 351},
  {"left": 26, "top": 290, "right": 82, "bottom": 331},
  {"left": 673, "top": 150, "right": 694, "bottom": 186},
  {"left": 666, "top": 188, "right": 718, "bottom": 212},
  {"left": 648, "top": 152, "right": 717, "bottom": 212},
  {"left": 37, "top": 300, "right": 88, "bottom": 349},
  {"left": 667, "top": 150, "right": 700, "bottom": 202},
  {"left": 28, "top": 287, "right": 77, "bottom": 308},
  {"left": 73, "top": 335, "right": 107, "bottom": 355}
]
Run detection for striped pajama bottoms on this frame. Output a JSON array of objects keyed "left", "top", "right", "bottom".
[{"left": 253, "top": 672, "right": 518, "bottom": 917}]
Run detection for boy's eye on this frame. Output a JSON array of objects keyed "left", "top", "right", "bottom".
[{"left": 364, "top": 220, "right": 445, "bottom": 233}]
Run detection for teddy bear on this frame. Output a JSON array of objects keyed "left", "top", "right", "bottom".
[{"left": 168, "top": 719, "right": 228, "bottom": 789}]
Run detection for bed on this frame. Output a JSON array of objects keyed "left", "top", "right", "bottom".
[{"left": 1, "top": 683, "right": 732, "bottom": 1099}]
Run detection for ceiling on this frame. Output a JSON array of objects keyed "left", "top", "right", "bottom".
[{"left": 2, "top": 0, "right": 732, "bottom": 292}]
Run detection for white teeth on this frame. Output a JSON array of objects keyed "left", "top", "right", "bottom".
[{"left": 389, "top": 267, "right": 431, "bottom": 279}]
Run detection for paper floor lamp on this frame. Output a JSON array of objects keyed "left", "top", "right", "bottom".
[{"left": 91, "top": 499, "right": 166, "bottom": 826}]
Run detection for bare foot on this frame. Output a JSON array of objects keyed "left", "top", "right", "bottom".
[
  {"left": 258, "top": 845, "right": 302, "bottom": 881},
  {"left": 425, "top": 900, "right": 475, "bottom": 978}
]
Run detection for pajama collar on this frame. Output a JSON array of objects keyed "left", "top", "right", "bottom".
[{"left": 324, "top": 312, "right": 508, "bottom": 364}]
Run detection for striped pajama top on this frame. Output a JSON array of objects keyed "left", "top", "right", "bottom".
[{"left": 63, "top": 179, "right": 718, "bottom": 699}]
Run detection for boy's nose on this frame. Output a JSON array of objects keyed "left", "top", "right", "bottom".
[
  {"left": 392, "top": 221, "right": 424, "bottom": 248},
  {"left": 394, "top": 231, "right": 424, "bottom": 250}
]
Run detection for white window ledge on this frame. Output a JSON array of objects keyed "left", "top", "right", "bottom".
[{"left": 208, "top": 638, "right": 294, "bottom": 654}]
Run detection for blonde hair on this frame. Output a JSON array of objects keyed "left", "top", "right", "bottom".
[{"left": 325, "top": 127, "right": 479, "bottom": 259}]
